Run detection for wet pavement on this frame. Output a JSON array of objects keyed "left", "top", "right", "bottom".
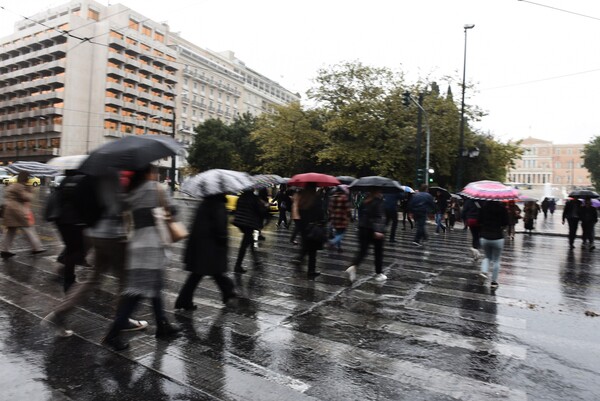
[{"left": 0, "top": 190, "right": 599, "bottom": 401}]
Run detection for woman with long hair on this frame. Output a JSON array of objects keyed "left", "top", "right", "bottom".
[
  {"left": 103, "top": 165, "right": 180, "bottom": 350},
  {"left": 478, "top": 200, "right": 509, "bottom": 290}
]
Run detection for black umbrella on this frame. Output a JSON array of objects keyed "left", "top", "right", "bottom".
[
  {"left": 336, "top": 175, "right": 357, "bottom": 185},
  {"left": 348, "top": 176, "right": 403, "bottom": 192},
  {"left": 568, "top": 189, "right": 599, "bottom": 199},
  {"left": 429, "top": 186, "right": 451, "bottom": 199},
  {"left": 79, "top": 135, "right": 183, "bottom": 175}
]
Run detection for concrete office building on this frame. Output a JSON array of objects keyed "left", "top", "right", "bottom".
[{"left": 0, "top": 0, "right": 300, "bottom": 174}]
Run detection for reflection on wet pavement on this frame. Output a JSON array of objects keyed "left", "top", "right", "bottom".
[{"left": 0, "top": 193, "right": 598, "bottom": 400}]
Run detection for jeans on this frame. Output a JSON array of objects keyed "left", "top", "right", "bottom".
[
  {"left": 329, "top": 227, "right": 346, "bottom": 249},
  {"left": 435, "top": 213, "right": 446, "bottom": 233},
  {"left": 413, "top": 213, "right": 428, "bottom": 243},
  {"left": 352, "top": 227, "right": 384, "bottom": 274},
  {"left": 480, "top": 238, "right": 504, "bottom": 283}
]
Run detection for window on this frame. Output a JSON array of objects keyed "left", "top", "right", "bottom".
[
  {"left": 555, "top": 148, "right": 561, "bottom": 155},
  {"left": 72, "top": 7, "right": 81, "bottom": 16},
  {"left": 88, "top": 9, "right": 99, "bottom": 21},
  {"left": 142, "top": 26, "right": 152, "bottom": 36},
  {"left": 154, "top": 32, "right": 164, "bottom": 43},
  {"left": 129, "top": 19, "right": 139, "bottom": 30},
  {"left": 110, "top": 30, "right": 123, "bottom": 40}
]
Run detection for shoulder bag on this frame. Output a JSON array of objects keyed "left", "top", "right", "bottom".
[{"left": 152, "top": 184, "right": 189, "bottom": 245}]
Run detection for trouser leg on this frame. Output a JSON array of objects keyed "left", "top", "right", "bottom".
[
  {"left": 1, "top": 227, "right": 17, "bottom": 252},
  {"left": 373, "top": 237, "right": 383, "bottom": 274},
  {"left": 21, "top": 226, "right": 43, "bottom": 251},
  {"left": 176, "top": 273, "right": 203, "bottom": 306},
  {"left": 352, "top": 228, "right": 371, "bottom": 267},
  {"left": 213, "top": 274, "right": 235, "bottom": 300}
]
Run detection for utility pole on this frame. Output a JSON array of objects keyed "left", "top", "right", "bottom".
[{"left": 415, "top": 93, "right": 423, "bottom": 187}]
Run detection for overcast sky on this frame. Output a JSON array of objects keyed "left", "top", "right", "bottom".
[{"left": 2, "top": 0, "right": 600, "bottom": 145}]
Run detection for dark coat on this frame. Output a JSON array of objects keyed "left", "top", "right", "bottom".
[
  {"left": 480, "top": 201, "right": 509, "bottom": 240},
  {"left": 233, "top": 191, "right": 267, "bottom": 230},
  {"left": 358, "top": 195, "right": 386, "bottom": 233},
  {"left": 299, "top": 193, "right": 326, "bottom": 251},
  {"left": 184, "top": 195, "right": 228, "bottom": 275}
]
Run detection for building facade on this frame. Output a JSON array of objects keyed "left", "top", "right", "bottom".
[
  {"left": 506, "top": 137, "right": 591, "bottom": 194},
  {"left": 0, "top": 0, "right": 300, "bottom": 173}
]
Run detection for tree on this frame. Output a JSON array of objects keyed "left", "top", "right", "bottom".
[
  {"left": 251, "top": 102, "right": 324, "bottom": 176},
  {"left": 186, "top": 119, "right": 235, "bottom": 172},
  {"left": 583, "top": 135, "right": 600, "bottom": 190},
  {"left": 224, "top": 113, "right": 261, "bottom": 173}
]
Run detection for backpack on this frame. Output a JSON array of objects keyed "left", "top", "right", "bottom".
[{"left": 57, "top": 175, "right": 106, "bottom": 227}]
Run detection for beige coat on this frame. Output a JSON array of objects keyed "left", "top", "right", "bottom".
[{"left": 3, "top": 183, "right": 33, "bottom": 227}]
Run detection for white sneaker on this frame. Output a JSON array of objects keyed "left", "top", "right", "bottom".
[
  {"left": 374, "top": 273, "right": 387, "bottom": 282},
  {"left": 478, "top": 272, "right": 487, "bottom": 284},
  {"left": 41, "top": 312, "right": 73, "bottom": 337},
  {"left": 346, "top": 265, "right": 357, "bottom": 282},
  {"left": 471, "top": 248, "right": 482, "bottom": 260}
]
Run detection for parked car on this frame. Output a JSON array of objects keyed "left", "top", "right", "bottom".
[
  {"left": 49, "top": 175, "right": 66, "bottom": 191},
  {"left": 3, "top": 175, "right": 41, "bottom": 186}
]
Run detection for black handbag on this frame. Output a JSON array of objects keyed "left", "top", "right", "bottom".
[{"left": 306, "top": 223, "right": 328, "bottom": 243}]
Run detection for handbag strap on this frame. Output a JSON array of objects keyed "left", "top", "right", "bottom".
[{"left": 156, "top": 183, "right": 171, "bottom": 218}]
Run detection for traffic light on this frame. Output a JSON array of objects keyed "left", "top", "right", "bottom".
[
  {"left": 402, "top": 91, "right": 411, "bottom": 107},
  {"left": 416, "top": 168, "right": 424, "bottom": 184}
]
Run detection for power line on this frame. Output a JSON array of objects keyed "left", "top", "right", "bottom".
[
  {"left": 518, "top": 0, "right": 600, "bottom": 22},
  {"left": 481, "top": 67, "right": 600, "bottom": 91}
]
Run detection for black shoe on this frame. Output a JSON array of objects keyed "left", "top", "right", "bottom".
[
  {"left": 31, "top": 249, "right": 46, "bottom": 255},
  {"left": 223, "top": 292, "right": 237, "bottom": 305},
  {"left": 102, "top": 334, "right": 129, "bottom": 351},
  {"left": 174, "top": 300, "right": 197, "bottom": 311},
  {"left": 155, "top": 320, "right": 181, "bottom": 338},
  {"left": 307, "top": 271, "right": 321, "bottom": 279},
  {"left": 258, "top": 235, "right": 266, "bottom": 241},
  {"left": 1, "top": 252, "right": 15, "bottom": 259},
  {"left": 234, "top": 266, "right": 247, "bottom": 273}
]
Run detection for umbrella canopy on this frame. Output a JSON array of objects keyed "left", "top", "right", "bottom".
[
  {"left": 288, "top": 172, "right": 340, "bottom": 187},
  {"left": 5, "top": 161, "right": 59, "bottom": 177},
  {"left": 450, "top": 193, "right": 462, "bottom": 200},
  {"left": 249, "top": 174, "right": 284, "bottom": 189},
  {"left": 181, "top": 169, "right": 253, "bottom": 198},
  {"left": 569, "top": 189, "right": 600, "bottom": 199},
  {"left": 401, "top": 185, "right": 415, "bottom": 193},
  {"left": 460, "top": 180, "right": 519, "bottom": 201},
  {"left": 47, "top": 155, "right": 88, "bottom": 171},
  {"left": 428, "top": 186, "right": 451, "bottom": 199},
  {"left": 348, "top": 176, "right": 403, "bottom": 193},
  {"left": 518, "top": 195, "right": 538, "bottom": 202},
  {"left": 78, "top": 135, "right": 183, "bottom": 175},
  {"left": 335, "top": 175, "right": 357, "bottom": 185}
]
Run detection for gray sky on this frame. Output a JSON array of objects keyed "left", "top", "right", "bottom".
[{"left": 2, "top": 0, "right": 600, "bottom": 145}]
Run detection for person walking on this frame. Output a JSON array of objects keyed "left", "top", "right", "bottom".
[
  {"left": 523, "top": 201, "right": 539, "bottom": 235},
  {"left": 400, "top": 192, "right": 414, "bottom": 230},
  {"left": 579, "top": 198, "right": 598, "bottom": 250},
  {"left": 103, "top": 165, "right": 180, "bottom": 351},
  {"left": 548, "top": 198, "right": 557, "bottom": 216},
  {"left": 562, "top": 198, "right": 581, "bottom": 249},
  {"left": 434, "top": 191, "right": 448, "bottom": 234},
  {"left": 272, "top": 184, "right": 291, "bottom": 228},
  {"left": 233, "top": 189, "right": 269, "bottom": 273},
  {"left": 446, "top": 198, "right": 461, "bottom": 230},
  {"left": 294, "top": 183, "right": 326, "bottom": 279},
  {"left": 383, "top": 191, "right": 401, "bottom": 242},
  {"left": 0, "top": 171, "right": 45, "bottom": 259},
  {"left": 346, "top": 187, "right": 387, "bottom": 282},
  {"left": 461, "top": 198, "right": 484, "bottom": 259},
  {"left": 505, "top": 200, "right": 521, "bottom": 240},
  {"left": 478, "top": 200, "right": 509, "bottom": 290},
  {"left": 42, "top": 172, "right": 148, "bottom": 337},
  {"left": 408, "top": 184, "right": 435, "bottom": 246},
  {"left": 289, "top": 189, "right": 301, "bottom": 245},
  {"left": 327, "top": 186, "right": 351, "bottom": 252},
  {"left": 541, "top": 198, "right": 550, "bottom": 219}
]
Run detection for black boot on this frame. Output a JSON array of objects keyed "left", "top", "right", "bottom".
[
  {"left": 102, "top": 331, "right": 129, "bottom": 351},
  {"left": 155, "top": 319, "right": 181, "bottom": 338}
]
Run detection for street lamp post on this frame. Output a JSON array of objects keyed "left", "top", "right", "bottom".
[
  {"left": 170, "top": 108, "right": 176, "bottom": 193},
  {"left": 456, "top": 24, "right": 475, "bottom": 191},
  {"left": 404, "top": 92, "right": 433, "bottom": 186}
]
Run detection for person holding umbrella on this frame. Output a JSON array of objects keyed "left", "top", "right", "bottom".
[
  {"left": 175, "top": 169, "right": 252, "bottom": 309},
  {"left": 478, "top": 200, "right": 509, "bottom": 290},
  {"left": 408, "top": 184, "right": 435, "bottom": 247},
  {"left": 579, "top": 198, "right": 598, "bottom": 250},
  {"left": 232, "top": 189, "right": 269, "bottom": 272},
  {"left": 103, "top": 165, "right": 181, "bottom": 350},
  {"left": 346, "top": 186, "right": 387, "bottom": 282},
  {"left": 295, "top": 182, "right": 327, "bottom": 278}
]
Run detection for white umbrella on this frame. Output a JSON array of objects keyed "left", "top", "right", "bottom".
[
  {"left": 47, "top": 155, "right": 88, "bottom": 171},
  {"left": 5, "top": 161, "right": 59, "bottom": 177},
  {"left": 181, "top": 169, "right": 253, "bottom": 198}
]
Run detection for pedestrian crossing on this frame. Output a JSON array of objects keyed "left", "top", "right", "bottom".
[{"left": 0, "top": 199, "right": 599, "bottom": 400}]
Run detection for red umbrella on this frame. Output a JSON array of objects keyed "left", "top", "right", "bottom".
[
  {"left": 288, "top": 172, "right": 340, "bottom": 187},
  {"left": 459, "top": 180, "right": 519, "bottom": 201}
]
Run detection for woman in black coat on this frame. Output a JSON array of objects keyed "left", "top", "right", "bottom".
[
  {"left": 233, "top": 190, "right": 268, "bottom": 273},
  {"left": 175, "top": 194, "right": 236, "bottom": 310},
  {"left": 295, "top": 183, "right": 326, "bottom": 279}
]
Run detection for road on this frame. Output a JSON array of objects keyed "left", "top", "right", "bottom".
[{"left": 0, "top": 189, "right": 598, "bottom": 401}]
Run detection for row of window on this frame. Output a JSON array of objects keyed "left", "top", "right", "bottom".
[
  {"left": 0, "top": 116, "right": 62, "bottom": 131},
  {"left": 103, "top": 120, "right": 168, "bottom": 136},
  {"left": 127, "top": 19, "right": 165, "bottom": 43},
  {"left": 523, "top": 146, "right": 583, "bottom": 156},
  {"left": 0, "top": 138, "right": 60, "bottom": 152}
]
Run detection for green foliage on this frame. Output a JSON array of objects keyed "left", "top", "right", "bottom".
[
  {"left": 251, "top": 102, "right": 324, "bottom": 176},
  {"left": 583, "top": 136, "right": 600, "bottom": 190},
  {"left": 186, "top": 119, "right": 234, "bottom": 172}
]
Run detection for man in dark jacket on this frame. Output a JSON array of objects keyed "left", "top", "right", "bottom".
[
  {"left": 383, "top": 192, "right": 401, "bottom": 242},
  {"left": 408, "top": 184, "right": 435, "bottom": 246},
  {"left": 175, "top": 194, "right": 236, "bottom": 310},
  {"left": 579, "top": 198, "right": 597, "bottom": 250},
  {"left": 233, "top": 190, "right": 268, "bottom": 272},
  {"left": 562, "top": 198, "right": 581, "bottom": 249}
]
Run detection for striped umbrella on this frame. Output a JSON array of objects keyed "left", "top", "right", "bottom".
[
  {"left": 47, "top": 155, "right": 88, "bottom": 171},
  {"left": 181, "top": 169, "right": 253, "bottom": 198},
  {"left": 5, "top": 161, "right": 59, "bottom": 177},
  {"left": 249, "top": 174, "right": 284, "bottom": 189},
  {"left": 459, "top": 180, "right": 519, "bottom": 201}
]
